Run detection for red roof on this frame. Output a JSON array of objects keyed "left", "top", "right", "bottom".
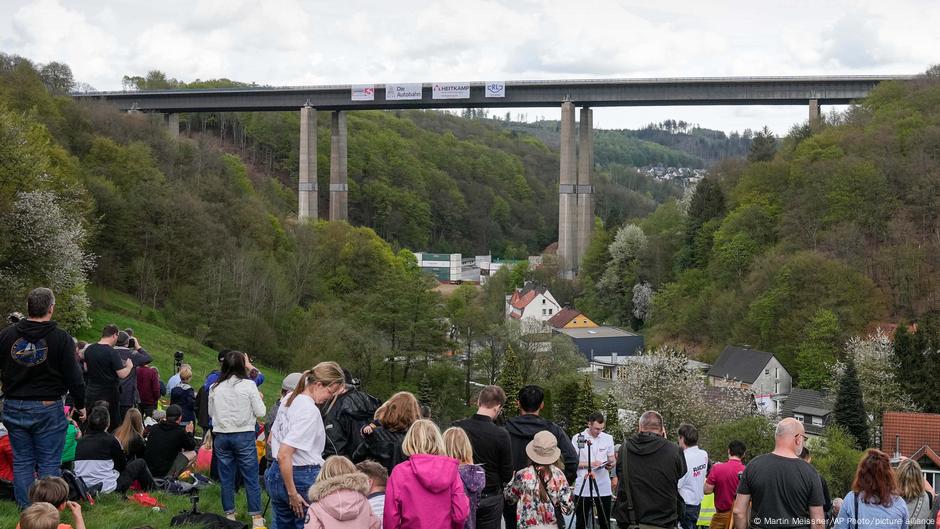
[
  {"left": 882, "top": 412, "right": 940, "bottom": 457},
  {"left": 509, "top": 289, "right": 538, "bottom": 310},
  {"left": 547, "top": 308, "right": 581, "bottom": 328}
]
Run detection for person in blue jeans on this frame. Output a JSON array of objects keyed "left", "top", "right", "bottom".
[
  {"left": 0, "top": 288, "right": 86, "bottom": 508},
  {"left": 266, "top": 362, "right": 345, "bottom": 529},
  {"left": 208, "top": 351, "right": 266, "bottom": 527}
]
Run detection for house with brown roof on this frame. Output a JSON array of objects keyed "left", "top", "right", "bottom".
[
  {"left": 505, "top": 284, "right": 561, "bottom": 333},
  {"left": 547, "top": 308, "right": 598, "bottom": 330},
  {"left": 883, "top": 411, "right": 940, "bottom": 489}
]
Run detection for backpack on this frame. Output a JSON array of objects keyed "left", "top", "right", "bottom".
[
  {"left": 322, "top": 388, "right": 380, "bottom": 458},
  {"left": 61, "top": 469, "right": 96, "bottom": 503}
]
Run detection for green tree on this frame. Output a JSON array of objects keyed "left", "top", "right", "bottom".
[
  {"left": 603, "top": 391, "right": 625, "bottom": 442},
  {"left": 893, "top": 323, "right": 920, "bottom": 399},
  {"left": 570, "top": 375, "right": 599, "bottom": 435},
  {"left": 747, "top": 126, "right": 777, "bottom": 162},
  {"left": 418, "top": 371, "right": 433, "bottom": 406},
  {"left": 812, "top": 426, "right": 863, "bottom": 498},
  {"left": 795, "top": 308, "right": 843, "bottom": 390},
  {"left": 498, "top": 345, "right": 524, "bottom": 418},
  {"left": 680, "top": 177, "right": 725, "bottom": 269},
  {"left": 701, "top": 415, "right": 775, "bottom": 463},
  {"left": 834, "top": 358, "right": 869, "bottom": 449}
]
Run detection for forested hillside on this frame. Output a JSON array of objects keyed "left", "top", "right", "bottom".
[
  {"left": 577, "top": 67, "right": 940, "bottom": 387},
  {"left": 121, "top": 72, "right": 683, "bottom": 256}
]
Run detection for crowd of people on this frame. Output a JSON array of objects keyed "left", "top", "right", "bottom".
[{"left": 1, "top": 287, "right": 939, "bottom": 529}]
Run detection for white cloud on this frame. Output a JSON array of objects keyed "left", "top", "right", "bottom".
[{"left": 0, "top": 0, "right": 936, "bottom": 132}]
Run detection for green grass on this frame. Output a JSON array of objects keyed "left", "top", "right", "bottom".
[
  {"left": 0, "top": 484, "right": 276, "bottom": 529},
  {"left": 0, "top": 287, "right": 286, "bottom": 527}
]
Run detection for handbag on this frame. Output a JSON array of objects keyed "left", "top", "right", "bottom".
[
  {"left": 612, "top": 446, "right": 640, "bottom": 529},
  {"left": 536, "top": 467, "right": 566, "bottom": 529}
]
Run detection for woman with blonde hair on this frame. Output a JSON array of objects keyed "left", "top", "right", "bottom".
[
  {"left": 444, "top": 427, "right": 486, "bottom": 529},
  {"left": 833, "top": 449, "right": 908, "bottom": 529},
  {"left": 112, "top": 408, "right": 145, "bottom": 460},
  {"left": 384, "top": 420, "right": 469, "bottom": 529},
  {"left": 266, "top": 361, "right": 345, "bottom": 529},
  {"left": 895, "top": 459, "right": 931, "bottom": 529},
  {"left": 302, "top": 455, "right": 379, "bottom": 529},
  {"left": 353, "top": 391, "right": 421, "bottom": 473}
]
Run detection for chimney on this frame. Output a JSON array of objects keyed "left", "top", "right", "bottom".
[
  {"left": 895, "top": 434, "right": 901, "bottom": 460},
  {"left": 611, "top": 352, "right": 618, "bottom": 365}
]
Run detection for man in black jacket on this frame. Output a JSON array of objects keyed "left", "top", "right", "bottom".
[
  {"left": 503, "top": 385, "right": 579, "bottom": 529},
  {"left": 0, "top": 288, "right": 86, "bottom": 507},
  {"left": 144, "top": 405, "right": 197, "bottom": 478},
  {"left": 613, "top": 410, "right": 687, "bottom": 529},
  {"left": 454, "top": 385, "right": 513, "bottom": 529}
]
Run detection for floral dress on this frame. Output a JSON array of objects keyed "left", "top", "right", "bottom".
[{"left": 505, "top": 464, "right": 573, "bottom": 529}]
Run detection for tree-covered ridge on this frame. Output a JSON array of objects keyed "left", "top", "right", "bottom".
[
  {"left": 578, "top": 69, "right": 940, "bottom": 382},
  {"left": 119, "top": 71, "right": 683, "bottom": 256}
]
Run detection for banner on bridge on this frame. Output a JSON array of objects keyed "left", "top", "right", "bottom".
[
  {"left": 351, "top": 85, "right": 375, "bottom": 101},
  {"left": 385, "top": 83, "right": 423, "bottom": 100},
  {"left": 432, "top": 83, "right": 471, "bottom": 99},
  {"left": 485, "top": 82, "right": 505, "bottom": 98}
]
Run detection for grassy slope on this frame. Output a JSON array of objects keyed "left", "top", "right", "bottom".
[{"left": 0, "top": 287, "right": 286, "bottom": 528}]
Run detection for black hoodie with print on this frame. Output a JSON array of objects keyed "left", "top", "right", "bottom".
[{"left": 0, "top": 320, "right": 85, "bottom": 408}]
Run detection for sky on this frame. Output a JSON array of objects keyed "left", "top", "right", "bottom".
[{"left": 1, "top": 0, "right": 937, "bottom": 134}]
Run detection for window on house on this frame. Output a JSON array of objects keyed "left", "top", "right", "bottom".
[
  {"left": 811, "top": 417, "right": 823, "bottom": 427},
  {"left": 548, "top": 309, "right": 553, "bottom": 315},
  {"left": 764, "top": 369, "right": 770, "bottom": 375},
  {"left": 794, "top": 414, "right": 804, "bottom": 422},
  {"left": 542, "top": 299, "right": 546, "bottom": 304},
  {"left": 542, "top": 309, "right": 546, "bottom": 315},
  {"left": 775, "top": 367, "right": 779, "bottom": 379}
]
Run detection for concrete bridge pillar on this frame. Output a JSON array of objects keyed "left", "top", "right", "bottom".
[
  {"left": 165, "top": 113, "right": 179, "bottom": 137},
  {"left": 809, "top": 99, "right": 821, "bottom": 128},
  {"left": 329, "top": 111, "right": 348, "bottom": 222},
  {"left": 576, "top": 107, "right": 594, "bottom": 268},
  {"left": 298, "top": 105, "right": 317, "bottom": 220},
  {"left": 558, "top": 101, "right": 578, "bottom": 279}
]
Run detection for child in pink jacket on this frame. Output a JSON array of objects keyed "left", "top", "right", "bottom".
[
  {"left": 303, "top": 456, "right": 380, "bottom": 529},
  {"left": 384, "top": 420, "right": 469, "bottom": 529}
]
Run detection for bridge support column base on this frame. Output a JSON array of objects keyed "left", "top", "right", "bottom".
[
  {"left": 558, "top": 101, "right": 578, "bottom": 278},
  {"left": 165, "top": 113, "right": 179, "bottom": 137},
  {"left": 299, "top": 105, "right": 318, "bottom": 220},
  {"left": 576, "top": 107, "right": 593, "bottom": 270},
  {"left": 809, "top": 99, "right": 821, "bottom": 128}
]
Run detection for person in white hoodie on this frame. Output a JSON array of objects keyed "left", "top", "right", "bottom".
[
  {"left": 208, "top": 350, "right": 266, "bottom": 527},
  {"left": 677, "top": 424, "right": 709, "bottom": 529}
]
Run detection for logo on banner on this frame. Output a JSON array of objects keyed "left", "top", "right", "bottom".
[
  {"left": 385, "top": 83, "right": 423, "bottom": 100},
  {"left": 432, "top": 83, "right": 471, "bottom": 99},
  {"left": 351, "top": 85, "right": 374, "bottom": 101},
  {"left": 485, "top": 82, "right": 505, "bottom": 98}
]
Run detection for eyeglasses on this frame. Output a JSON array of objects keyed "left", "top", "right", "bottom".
[{"left": 795, "top": 433, "right": 809, "bottom": 442}]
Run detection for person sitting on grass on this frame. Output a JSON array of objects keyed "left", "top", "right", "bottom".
[
  {"left": 18, "top": 500, "right": 85, "bottom": 529},
  {"left": 15, "top": 477, "right": 86, "bottom": 529},
  {"left": 74, "top": 406, "right": 156, "bottom": 495},
  {"left": 144, "top": 404, "right": 197, "bottom": 478},
  {"left": 169, "top": 365, "right": 197, "bottom": 426}
]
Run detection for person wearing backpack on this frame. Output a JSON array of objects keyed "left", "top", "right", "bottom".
[{"left": 320, "top": 370, "right": 380, "bottom": 459}]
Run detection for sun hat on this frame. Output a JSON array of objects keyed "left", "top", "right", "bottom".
[{"left": 526, "top": 430, "right": 561, "bottom": 465}]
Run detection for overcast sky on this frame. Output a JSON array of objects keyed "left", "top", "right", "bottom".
[{"left": 1, "top": 0, "right": 937, "bottom": 134}]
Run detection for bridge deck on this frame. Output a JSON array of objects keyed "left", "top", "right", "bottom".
[{"left": 73, "top": 75, "right": 913, "bottom": 113}]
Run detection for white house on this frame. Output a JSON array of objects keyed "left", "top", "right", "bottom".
[
  {"left": 707, "top": 345, "right": 792, "bottom": 415},
  {"left": 505, "top": 284, "right": 561, "bottom": 333}
]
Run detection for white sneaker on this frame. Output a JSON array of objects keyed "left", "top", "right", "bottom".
[{"left": 225, "top": 513, "right": 237, "bottom": 521}]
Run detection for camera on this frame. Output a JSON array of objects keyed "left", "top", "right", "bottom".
[
  {"left": 576, "top": 433, "right": 587, "bottom": 449},
  {"left": 174, "top": 351, "right": 184, "bottom": 373}
]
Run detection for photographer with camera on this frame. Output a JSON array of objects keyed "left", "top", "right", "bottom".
[
  {"left": 166, "top": 351, "right": 185, "bottom": 393},
  {"left": 572, "top": 412, "right": 616, "bottom": 529},
  {"left": 113, "top": 331, "right": 152, "bottom": 424}
]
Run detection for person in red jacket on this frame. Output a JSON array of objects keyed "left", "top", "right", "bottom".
[
  {"left": 136, "top": 359, "right": 161, "bottom": 418},
  {"left": 0, "top": 424, "right": 15, "bottom": 500}
]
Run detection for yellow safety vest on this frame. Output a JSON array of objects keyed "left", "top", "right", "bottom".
[{"left": 698, "top": 493, "right": 717, "bottom": 527}]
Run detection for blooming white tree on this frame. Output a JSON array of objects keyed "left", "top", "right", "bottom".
[
  {"left": 617, "top": 346, "right": 758, "bottom": 433},
  {"left": 827, "top": 329, "right": 917, "bottom": 439},
  {"left": 608, "top": 224, "right": 647, "bottom": 266},
  {"left": 1, "top": 191, "right": 93, "bottom": 328},
  {"left": 632, "top": 282, "right": 653, "bottom": 321}
]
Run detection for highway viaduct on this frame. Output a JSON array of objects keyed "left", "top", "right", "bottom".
[{"left": 75, "top": 75, "right": 912, "bottom": 277}]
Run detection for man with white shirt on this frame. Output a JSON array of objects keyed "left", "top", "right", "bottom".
[
  {"left": 678, "top": 423, "right": 709, "bottom": 529},
  {"left": 572, "top": 412, "right": 616, "bottom": 529}
]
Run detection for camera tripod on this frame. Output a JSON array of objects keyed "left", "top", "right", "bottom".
[{"left": 568, "top": 434, "right": 611, "bottom": 529}]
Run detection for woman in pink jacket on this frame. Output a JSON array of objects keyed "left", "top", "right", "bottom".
[
  {"left": 303, "top": 455, "right": 380, "bottom": 529},
  {"left": 384, "top": 419, "right": 469, "bottom": 529}
]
